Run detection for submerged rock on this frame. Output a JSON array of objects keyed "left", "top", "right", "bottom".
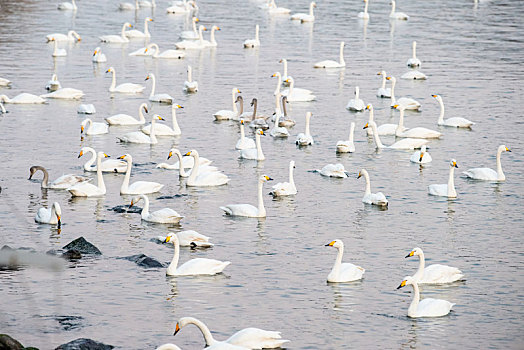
[
  {"left": 107, "top": 205, "right": 142, "bottom": 214},
  {"left": 0, "top": 334, "right": 24, "bottom": 349},
  {"left": 120, "top": 254, "right": 164, "bottom": 268},
  {"left": 62, "top": 237, "right": 101, "bottom": 255},
  {"left": 55, "top": 338, "right": 114, "bottom": 350}
]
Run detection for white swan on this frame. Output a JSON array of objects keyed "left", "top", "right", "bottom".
[
  {"left": 142, "top": 104, "right": 183, "bottom": 136},
  {"left": 92, "top": 47, "right": 107, "bottom": 63},
  {"left": 0, "top": 78, "right": 11, "bottom": 87},
  {"left": 175, "top": 25, "right": 207, "bottom": 50},
  {"left": 156, "top": 344, "right": 181, "bottom": 350},
  {"left": 0, "top": 93, "right": 46, "bottom": 104},
  {"left": 174, "top": 317, "right": 289, "bottom": 349},
  {"left": 268, "top": 0, "right": 290, "bottom": 15},
  {"left": 145, "top": 43, "right": 186, "bottom": 59},
  {"left": 201, "top": 25, "right": 221, "bottom": 47},
  {"left": 139, "top": 0, "right": 156, "bottom": 7},
  {"left": 185, "top": 150, "right": 230, "bottom": 187},
  {"left": 406, "top": 41, "right": 421, "bottom": 67},
  {"left": 279, "top": 59, "right": 291, "bottom": 86},
  {"left": 46, "top": 30, "right": 81, "bottom": 42},
  {"left": 282, "top": 77, "right": 315, "bottom": 102},
  {"left": 325, "top": 239, "right": 365, "bottom": 282},
  {"left": 296, "top": 112, "right": 314, "bottom": 146},
  {"left": 358, "top": 169, "right": 388, "bottom": 206},
  {"left": 220, "top": 175, "right": 272, "bottom": 217},
  {"left": 397, "top": 276, "right": 455, "bottom": 318},
  {"left": 167, "top": 0, "right": 196, "bottom": 14},
  {"left": 157, "top": 148, "right": 212, "bottom": 170},
  {"left": 239, "top": 129, "right": 265, "bottom": 160},
  {"left": 79, "top": 147, "right": 127, "bottom": 173},
  {"left": 58, "top": 0, "right": 77, "bottom": 10},
  {"left": 106, "top": 67, "right": 145, "bottom": 93},
  {"left": 68, "top": 152, "right": 109, "bottom": 197},
  {"left": 29, "top": 165, "right": 90, "bottom": 190},
  {"left": 45, "top": 74, "right": 61, "bottom": 91},
  {"left": 269, "top": 111, "right": 290, "bottom": 138},
  {"left": 291, "top": 1, "right": 316, "bottom": 22},
  {"left": 236, "top": 119, "right": 256, "bottom": 150},
  {"left": 158, "top": 230, "right": 213, "bottom": 247},
  {"left": 365, "top": 104, "right": 397, "bottom": 136},
  {"left": 42, "top": 88, "right": 84, "bottom": 100},
  {"left": 0, "top": 102, "right": 6, "bottom": 114},
  {"left": 346, "top": 86, "right": 365, "bottom": 111},
  {"left": 394, "top": 105, "right": 442, "bottom": 139},
  {"left": 129, "top": 45, "right": 154, "bottom": 56},
  {"left": 389, "top": 0, "right": 409, "bottom": 20},
  {"left": 376, "top": 71, "right": 391, "bottom": 98},
  {"left": 35, "top": 202, "right": 62, "bottom": 227},
  {"left": 463, "top": 145, "right": 510, "bottom": 181},
  {"left": 164, "top": 233, "right": 230, "bottom": 276},
  {"left": 357, "top": 0, "right": 370, "bottom": 19},
  {"left": 410, "top": 145, "right": 432, "bottom": 164},
  {"left": 365, "top": 121, "right": 428, "bottom": 150},
  {"left": 180, "top": 17, "right": 200, "bottom": 40},
  {"left": 401, "top": 70, "right": 427, "bottom": 80},
  {"left": 77, "top": 104, "right": 96, "bottom": 114},
  {"left": 126, "top": 17, "right": 152, "bottom": 38},
  {"left": 270, "top": 161, "right": 297, "bottom": 197},
  {"left": 432, "top": 94, "right": 475, "bottom": 128},
  {"left": 118, "top": 154, "right": 164, "bottom": 195},
  {"left": 336, "top": 122, "right": 355, "bottom": 153},
  {"left": 428, "top": 159, "right": 458, "bottom": 198},
  {"left": 105, "top": 103, "right": 148, "bottom": 125},
  {"left": 386, "top": 76, "right": 421, "bottom": 110},
  {"left": 183, "top": 65, "right": 198, "bottom": 92},
  {"left": 243, "top": 24, "right": 260, "bottom": 48},
  {"left": 317, "top": 164, "right": 349, "bottom": 178},
  {"left": 118, "top": 114, "right": 164, "bottom": 144},
  {"left": 314, "top": 41, "right": 345, "bottom": 68},
  {"left": 214, "top": 88, "right": 241, "bottom": 120},
  {"left": 51, "top": 39, "right": 67, "bottom": 57},
  {"left": 119, "top": 0, "right": 139, "bottom": 10},
  {"left": 406, "top": 247, "right": 464, "bottom": 284},
  {"left": 99, "top": 23, "right": 132, "bottom": 43},
  {"left": 81, "top": 118, "right": 108, "bottom": 135},
  {"left": 162, "top": 149, "right": 217, "bottom": 177},
  {"left": 145, "top": 73, "right": 174, "bottom": 103},
  {"left": 130, "top": 194, "right": 183, "bottom": 223}
]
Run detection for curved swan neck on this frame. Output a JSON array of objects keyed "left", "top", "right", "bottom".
[
  {"left": 255, "top": 132, "right": 264, "bottom": 159},
  {"left": 172, "top": 107, "right": 181, "bottom": 134},
  {"left": 332, "top": 245, "right": 344, "bottom": 275},
  {"left": 34, "top": 166, "right": 49, "bottom": 188},
  {"left": 362, "top": 170, "right": 371, "bottom": 195},
  {"left": 121, "top": 23, "right": 128, "bottom": 39},
  {"left": 413, "top": 252, "right": 425, "bottom": 281},
  {"left": 122, "top": 157, "right": 133, "bottom": 192},
  {"left": 96, "top": 153, "right": 106, "bottom": 192},
  {"left": 437, "top": 97, "right": 445, "bottom": 124},
  {"left": 192, "top": 18, "right": 198, "bottom": 33},
  {"left": 173, "top": 150, "right": 187, "bottom": 177},
  {"left": 496, "top": 146, "right": 505, "bottom": 180},
  {"left": 139, "top": 104, "right": 147, "bottom": 122},
  {"left": 140, "top": 194, "right": 150, "bottom": 219},
  {"left": 257, "top": 178, "right": 266, "bottom": 216},
  {"left": 150, "top": 43, "right": 160, "bottom": 58},
  {"left": 83, "top": 147, "right": 97, "bottom": 170},
  {"left": 188, "top": 151, "right": 200, "bottom": 183},
  {"left": 370, "top": 122, "right": 385, "bottom": 148},
  {"left": 184, "top": 318, "right": 217, "bottom": 346},
  {"left": 408, "top": 281, "right": 420, "bottom": 316},
  {"left": 390, "top": 0, "right": 396, "bottom": 15},
  {"left": 274, "top": 73, "right": 281, "bottom": 95},
  {"left": 168, "top": 235, "right": 180, "bottom": 275},
  {"left": 349, "top": 122, "right": 355, "bottom": 142},
  {"left": 363, "top": 0, "right": 368, "bottom": 14},
  {"left": 339, "top": 43, "right": 345, "bottom": 66},
  {"left": 232, "top": 89, "right": 238, "bottom": 113},
  {"left": 448, "top": 164, "right": 457, "bottom": 197}
]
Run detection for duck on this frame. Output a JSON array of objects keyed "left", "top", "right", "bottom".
[
  {"left": 394, "top": 105, "right": 442, "bottom": 139},
  {"left": 79, "top": 147, "right": 127, "bottom": 173},
  {"left": 41, "top": 88, "right": 84, "bottom": 100},
  {"left": 220, "top": 175, "right": 272, "bottom": 217},
  {"left": 142, "top": 104, "right": 183, "bottom": 136},
  {"left": 68, "top": 152, "right": 109, "bottom": 197},
  {"left": 336, "top": 122, "right": 355, "bottom": 153},
  {"left": 290, "top": 1, "right": 316, "bottom": 22},
  {"left": 428, "top": 159, "right": 458, "bottom": 198},
  {"left": 236, "top": 119, "right": 256, "bottom": 150},
  {"left": 45, "top": 74, "right": 61, "bottom": 91},
  {"left": 46, "top": 30, "right": 81, "bottom": 42},
  {"left": 175, "top": 25, "right": 207, "bottom": 50},
  {"left": 317, "top": 164, "right": 350, "bottom": 178},
  {"left": 462, "top": 145, "right": 510, "bottom": 181},
  {"left": 270, "top": 161, "right": 297, "bottom": 196},
  {"left": 58, "top": 0, "right": 77, "bottom": 10},
  {"left": 296, "top": 112, "right": 314, "bottom": 146},
  {"left": 406, "top": 41, "right": 421, "bottom": 67},
  {"left": 214, "top": 88, "right": 241, "bottom": 120},
  {"left": 405, "top": 247, "right": 464, "bottom": 284},
  {"left": 346, "top": 86, "right": 365, "bottom": 111},
  {"left": 180, "top": 17, "right": 200, "bottom": 40},
  {"left": 0, "top": 93, "right": 46, "bottom": 104},
  {"left": 105, "top": 103, "right": 149, "bottom": 125},
  {"left": 432, "top": 94, "right": 475, "bottom": 128},
  {"left": 77, "top": 104, "right": 96, "bottom": 114},
  {"left": 99, "top": 23, "right": 133, "bottom": 43},
  {"left": 145, "top": 73, "right": 174, "bottom": 103},
  {"left": 118, "top": 154, "right": 164, "bottom": 195},
  {"left": 243, "top": 24, "right": 260, "bottom": 48},
  {"left": 184, "top": 150, "right": 230, "bottom": 187},
  {"left": 106, "top": 67, "right": 145, "bottom": 93},
  {"left": 376, "top": 71, "right": 391, "bottom": 98},
  {"left": 314, "top": 41, "right": 345, "bottom": 68},
  {"left": 325, "top": 239, "right": 365, "bottom": 282},
  {"left": 364, "top": 121, "right": 428, "bottom": 150},
  {"left": 29, "top": 166, "right": 90, "bottom": 190},
  {"left": 92, "top": 47, "right": 107, "bottom": 63},
  {"left": 397, "top": 276, "right": 455, "bottom": 318},
  {"left": 35, "top": 202, "right": 62, "bottom": 227},
  {"left": 157, "top": 230, "right": 213, "bottom": 248},
  {"left": 125, "top": 17, "right": 152, "bottom": 38},
  {"left": 129, "top": 194, "right": 183, "bottom": 224},
  {"left": 183, "top": 66, "right": 198, "bottom": 92},
  {"left": 389, "top": 0, "right": 409, "bottom": 20},
  {"left": 161, "top": 149, "right": 218, "bottom": 177},
  {"left": 81, "top": 118, "right": 108, "bottom": 135},
  {"left": 401, "top": 70, "right": 427, "bottom": 80},
  {"left": 364, "top": 104, "right": 397, "bottom": 136},
  {"left": 386, "top": 76, "right": 421, "bottom": 110},
  {"left": 357, "top": 169, "right": 388, "bottom": 206},
  {"left": 164, "top": 233, "right": 230, "bottom": 276},
  {"left": 117, "top": 115, "right": 165, "bottom": 144},
  {"left": 357, "top": 0, "right": 370, "bottom": 19},
  {"left": 51, "top": 40, "right": 67, "bottom": 57},
  {"left": 157, "top": 148, "right": 212, "bottom": 170},
  {"left": 410, "top": 145, "right": 432, "bottom": 164},
  {"left": 239, "top": 129, "right": 265, "bottom": 160}
]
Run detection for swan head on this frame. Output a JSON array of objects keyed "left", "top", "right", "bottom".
[
  {"left": 377, "top": 71, "right": 386, "bottom": 76},
  {"left": 235, "top": 95, "right": 243, "bottom": 103},
  {"left": 260, "top": 175, "right": 273, "bottom": 182},
  {"left": 184, "top": 149, "right": 199, "bottom": 157},
  {"left": 173, "top": 316, "right": 196, "bottom": 335},
  {"left": 129, "top": 196, "right": 143, "bottom": 208},
  {"left": 271, "top": 72, "right": 281, "bottom": 78},
  {"left": 234, "top": 88, "right": 241, "bottom": 94},
  {"left": 431, "top": 94, "right": 442, "bottom": 102},
  {"left": 290, "top": 160, "right": 296, "bottom": 168},
  {"left": 193, "top": 17, "right": 199, "bottom": 23},
  {"left": 340, "top": 41, "right": 345, "bottom": 48},
  {"left": 167, "top": 148, "right": 181, "bottom": 159},
  {"left": 154, "top": 115, "right": 165, "bottom": 121},
  {"left": 405, "top": 247, "right": 423, "bottom": 258},
  {"left": 325, "top": 239, "right": 344, "bottom": 249},
  {"left": 363, "top": 121, "right": 376, "bottom": 130},
  {"left": 78, "top": 149, "right": 86, "bottom": 158},
  {"left": 164, "top": 232, "right": 178, "bottom": 244},
  {"left": 93, "top": 47, "right": 101, "bottom": 56},
  {"left": 145, "top": 74, "right": 153, "bottom": 81},
  {"left": 250, "top": 98, "right": 257, "bottom": 106},
  {"left": 173, "top": 104, "right": 183, "bottom": 110},
  {"left": 125, "top": 23, "right": 133, "bottom": 28},
  {"left": 240, "top": 119, "right": 245, "bottom": 125},
  {"left": 146, "top": 17, "right": 153, "bottom": 22},
  {"left": 397, "top": 276, "right": 415, "bottom": 289},
  {"left": 52, "top": 202, "right": 62, "bottom": 226},
  {"left": 98, "top": 152, "right": 110, "bottom": 159},
  {"left": 213, "top": 26, "right": 221, "bottom": 31},
  {"left": 354, "top": 86, "right": 359, "bottom": 95},
  {"left": 393, "top": 104, "right": 405, "bottom": 111},
  {"left": 106, "top": 67, "right": 114, "bottom": 73},
  {"left": 450, "top": 159, "right": 458, "bottom": 168},
  {"left": 499, "top": 145, "right": 511, "bottom": 153},
  {"left": 256, "top": 129, "right": 265, "bottom": 136},
  {"left": 385, "top": 76, "right": 395, "bottom": 83},
  {"left": 282, "top": 96, "right": 288, "bottom": 104},
  {"left": 365, "top": 104, "right": 373, "bottom": 111},
  {"left": 118, "top": 154, "right": 132, "bottom": 162}
]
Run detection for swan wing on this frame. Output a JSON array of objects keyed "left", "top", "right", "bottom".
[
  {"left": 118, "top": 132, "right": 152, "bottom": 143},
  {"left": 147, "top": 208, "right": 183, "bottom": 224},
  {"left": 35, "top": 208, "right": 52, "bottom": 223},
  {"left": 236, "top": 137, "right": 256, "bottom": 150},
  {"left": 338, "top": 263, "right": 365, "bottom": 282},
  {"left": 389, "top": 138, "right": 428, "bottom": 150},
  {"left": 68, "top": 182, "right": 104, "bottom": 197},
  {"left": 270, "top": 182, "right": 296, "bottom": 196},
  {"left": 220, "top": 204, "right": 259, "bottom": 217},
  {"left": 416, "top": 298, "right": 454, "bottom": 317},
  {"left": 428, "top": 184, "right": 448, "bottom": 196},
  {"left": 214, "top": 109, "right": 236, "bottom": 120},
  {"left": 462, "top": 167, "right": 497, "bottom": 181},
  {"left": 239, "top": 148, "right": 258, "bottom": 160},
  {"left": 114, "top": 83, "right": 145, "bottom": 93},
  {"left": 177, "top": 230, "right": 211, "bottom": 244},
  {"left": 376, "top": 123, "right": 397, "bottom": 136},
  {"left": 420, "top": 264, "right": 464, "bottom": 284},
  {"left": 189, "top": 171, "right": 229, "bottom": 187},
  {"left": 105, "top": 114, "right": 142, "bottom": 125},
  {"left": 51, "top": 174, "right": 90, "bottom": 189},
  {"left": 176, "top": 258, "right": 230, "bottom": 275},
  {"left": 227, "top": 328, "right": 289, "bottom": 349},
  {"left": 443, "top": 117, "right": 474, "bottom": 128},
  {"left": 126, "top": 181, "right": 164, "bottom": 194},
  {"left": 142, "top": 123, "right": 177, "bottom": 136}
]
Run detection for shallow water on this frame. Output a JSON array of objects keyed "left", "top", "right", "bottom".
[{"left": 0, "top": 0, "right": 523, "bottom": 349}]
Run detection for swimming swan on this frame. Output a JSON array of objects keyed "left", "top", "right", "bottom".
[
  {"left": 129, "top": 194, "right": 183, "bottom": 224},
  {"left": 58, "top": 0, "right": 77, "bottom": 10},
  {"left": 77, "top": 104, "right": 96, "bottom": 114},
  {"left": 325, "top": 239, "right": 365, "bottom": 282},
  {"left": 364, "top": 121, "right": 428, "bottom": 150},
  {"left": 99, "top": 23, "right": 132, "bottom": 43},
  {"left": 314, "top": 41, "right": 345, "bottom": 68},
  {"left": 317, "top": 164, "right": 350, "bottom": 178},
  {"left": 386, "top": 76, "right": 420, "bottom": 110},
  {"left": 358, "top": 169, "right": 388, "bottom": 206},
  {"left": 358, "top": 0, "right": 370, "bottom": 19},
  {"left": 270, "top": 160, "right": 297, "bottom": 196},
  {"left": 269, "top": 111, "right": 290, "bottom": 138},
  {"left": 106, "top": 67, "right": 145, "bottom": 93},
  {"left": 180, "top": 17, "right": 200, "bottom": 40},
  {"left": 125, "top": 17, "right": 152, "bottom": 38},
  {"left": 406, "top": 41, "right": 421, "bottom": 67},
  {"left": 184, "top": 150, "right": 230, "bottom": 187},
  {"left": 45, "top": 74, "right": 61, "bottom": 91},
  {"left": 243, "top": 24, "right": 260, "bottom": 48},
  {"left": 118, "top": 154, "right": 164, "bottom": 194},
  {"left": 0, "top": 93, "right": 46, "bottom": 104},
  {"left": 239, "top": 129, "right": 265, "bottom": 160},
  {"left": 236, "top": 119, "right": 256, "bottom": 150},
  {"left": 105, "top": 103, "right": 148, "bottom": 125},
  {"left": 220, "top": 175, "right": 273, "bottom": 217},
  {"left": 201, "top": 25, "right": 221, "bottom": 47},
  {"left": 291, "top": 1, "right": 316, "bottom": 22},
  {"left": 145, "top": 73, "right": 174, "bottom": 103},
  {"left": 142, "top": 104, "right": 183, "bottom": 136},
  {"left": 118, "top": 115, "right": 164, "bottom": 144},
  {"left": 365, "top": 104, "right": 397, "bottom": 136},
  {"left": 79, "top": 147, "right": 127, "bottom": 173},
  {"left": 214, "top": 88, "right": 241, "bottom": 120},
  {"left": 401, "top": 70, "right": 427, "bottom": 80},
  {"left": 161, "top": 149, "right": 218, "bottom": 177},
  {"left": 428, "top": 159, "right": 458, "bottom": 198},
  {"left": 397, "top": 276, "right": 455, "bottom": 318},
  {"left": 183, "top": 65, "right": 198, "bottom": 92},
  {"left": 175, "top": 25, "right": 207, "bottom": 49},
  {"left": 410, "top": 145, "right": 432, "bottom": 164},
  {"left": 394, "top": 105, "right": 442, "bottom": 139},
  {"left": 389, "top": 0, "right": 409, "bottom": 20},
  {"left": 41, "top": 87, "right": 84, "bottom": 100},
  {"left": 51, "top": 39, "right": 67, "bottom": 57},
  {"left": 68, "top": 152, "right": 109, "bottom": 197},
  {"left": 336, "top": 122, "right": 355, "bottom": 153},
  {"left": 81, "top": 118, "right": 108, "bottom": 135},
  {"left": 119, "top": 0, "right": 139, "bottom": 10},
  {"left": 46, "top": 30, "right": 81, "bottom": 42},
  {"left": 158, "top": 230, "right": 214, "bottom": 248},
  {"left": 145, "top": 43, "right": 186, "bottom": 59},
  {"left": 268, "top": 0, "right": 291, "bottom": 15},
  {"left": 406, "top": 247, "right": 464, "bottom": 284},
  {"left": 35, "top": 202, "right": 62, "bottom": 227},
  {"left": 432, "top": 94, "right": 474, "bottom": 128},
  {"left": 376, "top": 71, "right": 391, "bottom": 98},
  {"left": 346, "top": 86, "right": 365, "bottom": 111},
  {"left": 92, "top": 47, "right": 107, "bottom": 63},
  {"left": 29, "top": 165, "right": 90, "bottom": 190},
  {"left": 296, "top": 112, "right": 314, "bottom": 145},
  {"left": 462, "top": 145, "right": 510, "bottom": 181},
  {"left": 156, "top": 148, "right": 212, "bottom": 170}
]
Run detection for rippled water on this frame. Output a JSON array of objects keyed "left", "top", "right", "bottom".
[{"left": 1, "top": 0, "right": 523, "bottom": 349}]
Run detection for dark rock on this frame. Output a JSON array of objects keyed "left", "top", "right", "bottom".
[
  {"left": 120, "top": 254, "right": 164, "bottom": 268},
  {"left": 62, "top": 237, "right": 101, "bottom": 255},
  {"left": 62, "top": 250, "right": 82, "bottom": 260},
  {"left": 107, "top": 205, "right": 142, "bottom": 214},
  {"left": 0, "top": 334, "right": 23, "bottom": 349},
  {"left": 157, "top": 194, "right": 187, "bottom": 200},
  {"left": 55, "top": 338, "right": 114, "bottom": 350}
]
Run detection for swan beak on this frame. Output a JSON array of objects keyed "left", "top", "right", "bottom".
[
  {"left": 176, "top": 104, "right": 184, "bottom": 108},
  {"left": 506, "top": 147, "right": 511, "bottom": 152},
  {"left": 106, "top": 68, "right": 112, "bottom": 73},
  {"left": 145, "top": 76, "right": 150, "bottom": 81},
  {"left": 264, "top": 176, "right": 273, "bottom": 181},
  {"left": 104, "top": 153, "right": 110, "bottom": 158},
  {"left": 129, "top": 200, "right": 134, "bottom": 208},
  {"left": 363, "top": 123, "right": 369, "bottom": 129},
  {"left": 365, "top": 104, "right": 371, "bottom": 110},
  {"left": 240, "top": 120, "right": 244, "bottom": 125},
  {"left": 77, "top": 37, "right": 82, "bottom": 41},
  {"left": 93, "top": 50, "right": 97, "bottom": 56},
  {"left": 80, "top": 125, "right": 84, "bottom": 133},
  {"left": 405, "top": 251, "right": 415, "bottom": 258},
  {"left": 184, "top": 151, "right": 192, "bottom": 156},
  {"left": 396, "top": 280, "right": 407, "bottom": 289},
  {"left": 386, "top": 76, "right": 391, "bottom": 80},
  {"left": 117, "top": 155, "right": 126, "bottom": 160},
  {"left": 144, "top": 48, "right": 148, "bottom": 53},
  {"left": 144, "top": 106, "right": 149, "bottom": 113},
  {"left": 216, "top": 27, "right": 221, "bottom": 31},
  {"left": 167, "top": 151, "right": 173, "bottom": 159},
  {"left": 271, "top": 74, "right": 276, "bottom": 77},
  {"left": 158, "top": 116, "right": 165, "bottom": 121},
  {"left": 173, "top": 322, "right": 180, "bottom": 335},
  {"left": 237, "top": 89, "right": 241, "bottom": 93},
  {"left": 377, "top": 72, "right": 381, "bottom": 75},
  {"left": 431, "top": 94, "right": 437, "bottom": 98},
  {"left": 453, "top": 161, "right": 458, "bottom": 168},
  {"left": 325, "top": 241, "right": 335, "bottom": 246},
  {"left": 357, "top": 172, "right": 362, "bottom": 179},
  {"left": 259, "top": 130, "right": 266, "bottom": 136},
  {"left": 195, "top": 18, "right": 199, "bottom": 22},
  {"left": 164, "top": 236, "right": 172, "bottom": 244},
  {"left": 57, "top": 216, "right": 61, "bottom": 228},
  {"left": 393, "top": 104, "right": 399, "bottom": 108},
  {"left": 78, "top": 150, "right": 83, "bottom": 158},
  {"left": 419, "top": 153, "right": 424, "bottom": 162}
]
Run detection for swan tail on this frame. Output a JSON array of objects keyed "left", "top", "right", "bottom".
[{"left": 219, "top": 206, "right": 232, "bottom": 215}]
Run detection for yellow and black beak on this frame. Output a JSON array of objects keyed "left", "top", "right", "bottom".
[
  {"left": 157, "top": 116, "right": 165, "bottom": 121},
  {"left": 453, "top": 161, "right": 458, "bottom": 168},
  {"left": 145, "top": 76, "right": 150, "bottom": 81},
  {"left": 129, "top": 200, "right": 134, "bottom": 208},
  {"left": 357, "top": 172, "right": 362, "bottom": 179},
  {"left": 176, "top": 104, "right": 183, "bottom": 108},
  {"left": 184, "top": 151, "right": 191, "bottom": 156},
  {"left": 78, "top": 150, "right": 84, "bottom": 158},
  {"left": 396, "top": 280, "right": 407, "bottom": 289},
  {"left": 167, "top": 151, "right": 173, "bottom": 160},
  {"left": 118, "top": 155, "right": 126, "bottom": 160},
  {"left": 393, "top": 104, "right": 399, "bottom": 108},
  {"left": 80, "top": 125, "right": 84, "bottom": 133},
  {"left": 106, "top": 69, "right": 111, "bottom": 73},
  {"left": 506, "top": 147, "right": 511, "bottom": 152},
  {"left": 264, "top": 175, "right": 273, "bottom": 181},
  {"left": 431, "top": 94, "right": 437, "bottom": 98},
  {"left": 405, "top": 251, "right": 415, "bottom": 258},
  {"left": 419, "top": 153, "right": 424, "bottom": 162},
  {"left": 93, "top": 50, "right": 97, "bottom": 56},
  {"left": 164, "top": 236, "right": 172, "bottom": 243},
  {"left": 237, "top": 89, "right": 241, "bottom": 93},
  {"left": 57, "top": 216, "right": 61, "bottom": 228},
  {"left": 325, "top": 241, "right": 336, "bottom": 247},
  {"left": 365, "top": 104, "right": 371, "bottom": 110},
  {"left": 173, "top": 322, "right": 180, "bottom": 335},
  {"left": 363, "top": 123, "right": 369, "bottom": 130},
  {"left": 386, "top": 76, "right": 391, "bottom": 80}
]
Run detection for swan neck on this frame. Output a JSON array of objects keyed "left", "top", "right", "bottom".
[
  {"left": 149, "top": 74, "right": 156, "bottom": 97},
  {"left": 390, "top": 79, "right": 396, "bottom": 103},
  {"left": 188, "top": 152, "right": 200, "bottom": 183},
  {"left": 257, "top": 179, "right": 266, "bottom": 217},
  {"left": 371, "top": 123, "right": 385, "bottom": 148},
  {"left": 192, "top": 19, "right": 197, "bottom": 32},
  {"left": 144, "top": 19, "right": 150, "bottom": 36},
  {"left": 289, "top": 164, "right": 295, "bottom": 188},
  {"left": 210, "top": 28, "right": 216, "bottom": 43},
  {"left": 305, "top": 114, "right": 311, "bottom": 136},
  {"left": 232, "top": 89, "right": 238, "bottom": 113},
  {"left": 187, "top": 318, "right": 217, "bottom": 346},
  {"left": 381, "top": 74, "right": 386, "bottom": 89},
  {"left": 172, "top": 108, "right": 181, "bottom": 134},
  {"left": 84, "top": 148, "right": 97, "bottom": 171},
  {"left": 414, "top": 253, "right": 425, "bottom": 281},
  {"left": 96, "top": 153, "right": 106, "bottom": 192},
  {"left": 121, "top": 23, "right": 127, "bottom": 39},
  {"left": 140, "top": 195, "right": 150, "bottom": 219},
  {"left": 237, "top": 98, "right": 243, "bottom": 116},
  {"left": 408, "top": 282, "right": 420, "bottom": 316},
  {"left": 496, "top": 147, "right": 505, "bottom": 180},
  {"left": 412, "top": 42, "right": 417, "bottom": 59},
  {"left": 310, "top": 2, "right": 315, "bottom": 15},
  {"left": 349, "top": 122, "right": 355, "bottom": 142},
  {"left": 283, "top": 59, "right": 288, "bottom": 77},
  {"left": 252, "top": 100, "right": 257, "bottom": 118},
  {"left": 282, "top": 98, "right": 288, "bottom": 116},
  {"left": 438, "top": 98, "right": 445, "bottom": 124},
  {"left": 332, "top": 246, "right": 344, "bottom": 275},
  {"left": 139, "top": 104, "right": 146, "bottom": 122},
  {"left": 448, "top": 165, "right": 456, "bottom": 197},
  {"left": 255, "top": 133, "right": 264, "bottom": 159},
  {"left": 110, "top": 70, "right": 116, "bottom": 90},
  {"left": 363, "top": 171, "right": 371, "bottom": 195},
  {"left": 187, "top": 67, "right": 192, "bottom": 83},
  {"left": 274, "top": 73, "right": 281, "bottom": 95},
  {"left": 339, "top": 44, "right": 345, "bottom": 65},
  {"left": 40, "top": 167, "right": 49, "bottom": 188},
  {"left": 390, "top": 1, "right": 396, "bottom": 15},
  {"left": 240, "top": 121, "right": 246, "bottom": 139},
  {"left": 168, "top": 236, "right": 180, "bottom": 275},
  {"left": 175, "top": 151, "right": 187, "bottom": 177},
  {"left": 151, "top": 43, "right": 160, "bottom": 58},
  {"left": 122, "top": 159, "right": 132, "bottom": 192}
]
